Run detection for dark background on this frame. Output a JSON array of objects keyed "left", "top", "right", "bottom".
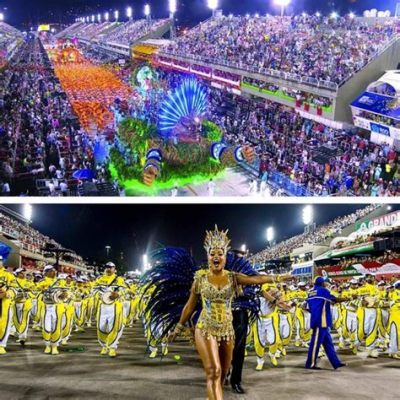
[
  {"left": 1, "top": 1, "right": 398, "bottom": 29},
  {"left": 5, "top": 204, "right": 393, "bottom": 270}
]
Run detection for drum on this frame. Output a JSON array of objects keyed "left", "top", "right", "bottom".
[
  {"left": 101, "top": 290, "right": 118, "bottom": 305},
  {"left": 14, "top": 288, "right": 28, "bottom": 303},
  {"left": 43, "top": 288, "right": 68, "bottom": 304},
  {"left": 345, "top": 301, "right": 357, "bottom": 312},
  {"left": 363, "top": 296, "right": 377, "bottom": 308}
]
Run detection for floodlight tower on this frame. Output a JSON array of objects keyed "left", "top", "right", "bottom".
[
  {"left": 114, "top": 10, "right": 119, "bottom": 22},
  {"left": 274, "top": 0, "right": 291, "bottom": 17},
  {"left": 0, "top": 13, "right": 4, "bottom": 22},
  {"left": 207, "top": 0, "right": 218, "bottom": 17},
  {"left": 144, "top": 4, "right": 151, "bottom": 22},
  {"left": 302, "top": 205, "right": 316, "bottom": 234},
  {"left": 169, "top": 0, "right": 177, "bottom": 38},
  {"left": 266, "top": 226, "right": 275, "bottom": 247},
  {"left": 104, "top": 12, "right": 110, "bottom": 22},
  {"left": 126, "top": 6, "right": 133, "bottom": 21}
]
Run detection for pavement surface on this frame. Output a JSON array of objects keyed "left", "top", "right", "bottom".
[{"left": 0, "top": 323, "right": 399, "bottom": 400}]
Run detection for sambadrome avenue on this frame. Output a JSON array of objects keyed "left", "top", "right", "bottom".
[
  {"left": 0, "top": 203, "right": 400, "bottom": 399},
  {"left": 0, "top": 0, "right": 400, "bottom": 197}
]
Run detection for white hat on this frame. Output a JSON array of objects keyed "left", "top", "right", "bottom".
[
  {"left": 105, "top": 262, "right": 116, "bottom": 268},
  {"left": 350, "top": 279, "right": 358, "bottom": 284},
  {"left": 58, "top": 273, "right": 68, "bottom": 280},
  {"left": 43, "top": 265, "right": 55, "bottom": 273},
  {"left": 14, "top": 268, "right": 25, "bottom": 275},
  {"left": 377, "top": 280, "right": 386, "bottom": 286},
  {"left": 298, "top": 282, "right": 307, "bottom": 287}
]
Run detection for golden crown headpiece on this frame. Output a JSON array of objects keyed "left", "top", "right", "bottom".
[{"left": 204, "top": 225, "right": 231, "bottom": 255}]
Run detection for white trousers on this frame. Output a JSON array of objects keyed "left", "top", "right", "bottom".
[{"left": 0, "top": 306, "right": 13, "bottom": 347}]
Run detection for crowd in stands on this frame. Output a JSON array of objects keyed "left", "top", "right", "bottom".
[
  {"left": 250, "top": 205, "right": 378, "bottom": 264},
  {"left": 58, "top": 19, "right": 169, "bottom": 47},
  {"left": 208, "top": 90, "right": 400, "bottom": 196},
  {"left": 0, "top": 211, "right": 84, "bottom": 265},
  {"left": 164, "top": 14, "right": 399, "bottom": 86},
  {"left": 0, "top": 37, "right": 110, "bottom": 196}
]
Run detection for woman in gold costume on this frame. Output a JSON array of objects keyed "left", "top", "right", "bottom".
[{"left": 165, "top": 226, "right": 289, "bottom": 400}]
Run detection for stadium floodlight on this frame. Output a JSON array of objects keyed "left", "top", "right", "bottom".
[
  {"left": 114, "top": 10, "right": 119, "bottom": 21},
  {"left": 104, "top": 11, "right": 109, "bottom": 21},
  {"left": 126, "top": 6, "right": 133, "bottom": 19},
  {"left": 0, "top": 13, "right": 4, "bottom": 22},
  {"left": 91, "top": 15, "right": 95, "bottom": 23},
  {"left": 143, "top": 253, "right": 149, "bottom": 271},
  {"left": 86, "top": 16, "right": 90, "bottom": 23},
  {"left": 245, "top": 13, "right": 250, "bottom": 18},
  {"left": 23, "top": 204, "right": 33, "bottom": 222},
  {"left": 169, "top": 0, "right": 177, "bottom": 14},
  {"left": 302, "top": 12, "right": 307, "bottom": 17},
  {"left": 97, "top": 13, "right": 101, "bottom": 23},
  {"left": 144, "top": 4, "right": 151, "bottom": 17},
  {"left": 228, "top": 13, "right": 233, "bottom": 19},
  {"left": 315, "top": 11, "right": 321, "bottom": 17},
  {"left": 302, "top": 205, "right": 313, "bottom": 226},
  {"left": 266, "top": 227, "right": 274, "bottom": 243},
  {"left": 274, "top": 0, "right": 290, "bottom": 17},
  {"left": 255, "top": 13, "right": 260, "bottom": 18},
  {"left": 349, "top": 12, "right": 355, "bottom": 19},
  {"left": 240, "top": 244, "right": 247, "bottom": 252},
  {"left": 105, "top": 245, "right": 111, "bottom": 257},
  {"left": 330, "top": 11, "right": 339, "bottom": 19},
  {"left": 207, "top": 0, "right": 218, "bottom": 11}
]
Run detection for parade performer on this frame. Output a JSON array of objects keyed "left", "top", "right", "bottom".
[
  {"left": 37, "top": 265, "right": 69, "bottom": 355},
  {"left": 305, "top": 277, "right": 347, "bottom": 370},
  {"left": 294, "top": 282, "right": 311, "bottom": 348},
  {"left": 388, "top": 281, "right": 400, "bottom": 359},
  {"left": 0, "top": 255, "right": 16, "bottom": 354},
  {"left": 73, "top": 277, "right": 89, "bottom": 333},
  {"left": 141, "top": 226, "right": 290, "bottom": 400},
  {"left": 11, "top": 268, "right": 34, "bottom": 345},
  {"left": 254, "top": 285, "right": 283, "bottom": 370},
  {"left": 356, "top": 275, "right": 380, "bottom": 358},
  {"left": 341, "top": 279, "right": 360, "bottom": 353},
  {"left": 60, "top": 274, "right": 75, "bottom": 345},
  {"left": 95, "top": 262, "right": 126, "bottom": 357}
]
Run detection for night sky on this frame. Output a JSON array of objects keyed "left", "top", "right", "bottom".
[
  {"left": 1, "top": 0, "right": 398, "bottom": 28},
  {"left": 4, "top": 204, "right": 394, "bottom": 269}
]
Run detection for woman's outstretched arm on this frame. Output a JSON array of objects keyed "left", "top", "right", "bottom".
[{"left": 236, "top": 273, "right": 291, "bottom": 286}]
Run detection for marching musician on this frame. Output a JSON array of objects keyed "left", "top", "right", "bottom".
[
  {"left": 11, "top": 268, "right": 34, "bottom": 346},
  {"left": 388, "top": 281, "right": 400, "bottom": 359},
  {"left": 294, "top": 282, "right": 312, "bottom": 348},
  {"left": 95, "top": 262, "right": 127, "bottom": 357},
  {"left": 356, "top": 274, "right": 380, "bottom": 358},
  {"left": 37, "top": 265, "right": 69, "bottom": 355},
  {"left": 0, "top": 255, "right": 16, "bottom": 354}
]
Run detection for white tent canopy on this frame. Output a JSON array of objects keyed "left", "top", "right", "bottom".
[{"left": 366, "top": 70, "right": 400, "bottom": 97}]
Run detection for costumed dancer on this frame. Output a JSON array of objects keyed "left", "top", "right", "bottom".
[
  {"left": 341, "top": 279, "right": 360, "bottom": 353},
  {"left": 376, "top": 281, "right": 390, "bottom": 350},
  {"left": 0, "top": 255, "right": 16, "bottom": 354},
  {"left": 388, "top": 281, "right": 400, "bottom": 359},
  {"left": 60, "top": 274, "right": 75, "bottom": 345},
  {"left": 73, "top": 277, "right": 89, "bottom": 333},
  {"left": 141, "top": 226, "right": 290, "bottom": 400},
  {"left": 277, "top": 283, "right": 294, "bottom": 357},
  {"left": 95, "top": 262, "right": 126, "bottom": 357}
]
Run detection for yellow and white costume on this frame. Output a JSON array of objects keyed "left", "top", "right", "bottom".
[{"left": 0, "top": 265, "right": 16, "bottom": 353}]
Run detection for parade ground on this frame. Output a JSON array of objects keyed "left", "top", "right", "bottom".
[{"left": 1, "top": 323, "right": 399, "bottom": 400}]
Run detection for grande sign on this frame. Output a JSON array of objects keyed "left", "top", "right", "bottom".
[{"left": 356, "top": 210, "right": 400, "bottom": 232}]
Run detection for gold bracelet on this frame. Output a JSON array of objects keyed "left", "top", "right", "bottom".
[{"left": 174, "top": 323, "right": 184, "bottom": 334}]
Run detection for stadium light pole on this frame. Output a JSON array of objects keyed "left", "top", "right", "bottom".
[
  {"left": 266, "top": 226, "right": 274, "bottom": 247},
  {"left": 207, "top": 0, "right": 218, "bottom": 17},
  {"left": 91, "top": 15, "right": 95, "bottom": 23},
  {"left": 169, "top": 0, "right": 177, "bottom": 38},
  {"left": 144, "top": 4, "right": 151, "bottom": 22},
  {"left": 126, "top": 6, "right": 133, "bottom": 20},
  {"left": 105, "top": 245, "right": 111, "bottom": 258},
  {"left": 97, "top": 13, "right": 101, "bottom": 23},
  {"left": 0, "top": 13, "right": 4, "bottom": 22},
  {"left": 274, "top": 0, "right": 290, "bottom": 17},
  {"left": 104, "top": 12, "right": 109, "bottom": 22},
  {"left": 240, "top": 244, "right": 247, "bottom": 252},
  {"left": 143, "top": 253, "right": 148, "bottom": 271},
  {"left": 114, "top": 10, "right": 119, "bottom": 22},
  {"left": 23, "top": 204, "right": 33, "bottom": 224}
]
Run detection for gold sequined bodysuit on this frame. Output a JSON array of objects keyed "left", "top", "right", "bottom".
[{"left": 194, "top": 270, "right": 238, "bottom": 342}]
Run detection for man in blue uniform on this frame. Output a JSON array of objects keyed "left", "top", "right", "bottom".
[{"left": 305, "top": 277, "right": 347, "bottom": 370}]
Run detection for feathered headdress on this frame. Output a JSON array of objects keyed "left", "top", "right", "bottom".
[{"left": 204, "top": 225, "right": 231, "bottom": 255}]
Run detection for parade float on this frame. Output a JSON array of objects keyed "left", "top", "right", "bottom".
[{"left": 109, "top": 78, "right": 255, "bottom": 195}]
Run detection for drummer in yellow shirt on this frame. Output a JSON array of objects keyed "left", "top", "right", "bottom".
[{"left": 388, "top": 281, "right": 400, "bottom": 359}]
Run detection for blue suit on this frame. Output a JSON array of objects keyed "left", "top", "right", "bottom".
[{"left": 305, "top": 285, "right": 343, "bottom": 369}]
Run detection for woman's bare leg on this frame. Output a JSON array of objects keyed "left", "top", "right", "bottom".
[
  {"left": 195, "top": 328, "right": 223, "bottom": 400},
  {"left": 218, "top": 339, "right": 234, "bottom": 385}
]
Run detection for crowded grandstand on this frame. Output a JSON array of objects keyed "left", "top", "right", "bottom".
[{"left": 1, "top": 5, "right": 400, "bottom": 196}]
